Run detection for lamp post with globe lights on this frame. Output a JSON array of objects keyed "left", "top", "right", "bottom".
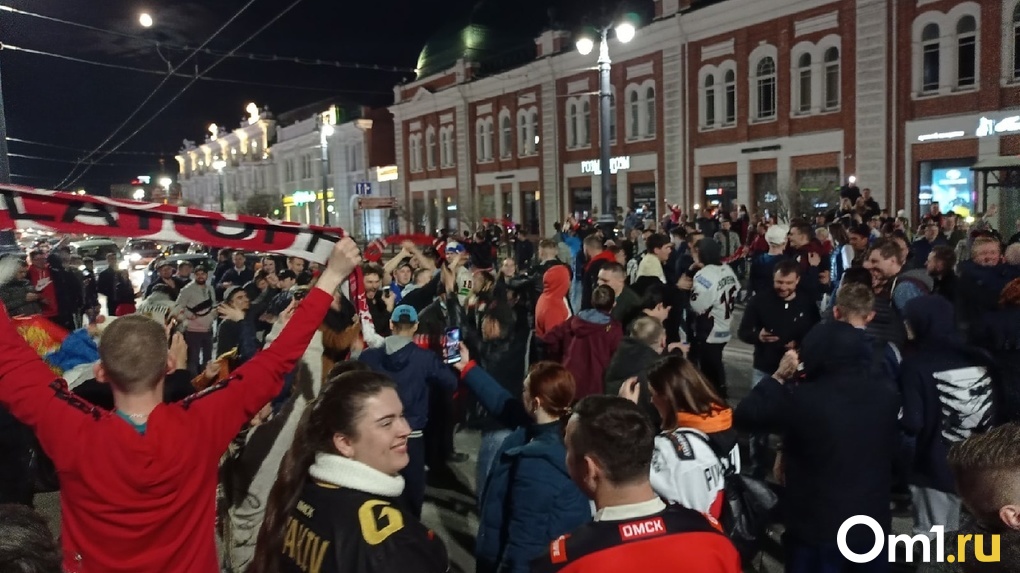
[
  {"left": 576, "top": 21, "right": 635, "bottom": 238},
  {"left": 213, "top": 158, "right": 227, "bottom": 212}
]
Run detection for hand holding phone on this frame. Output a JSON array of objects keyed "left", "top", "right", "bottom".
[{"left": 444, "top": 327, "right": 462, "bottom": 365}]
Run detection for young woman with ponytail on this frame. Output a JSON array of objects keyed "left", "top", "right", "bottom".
[
  {"left": 249, "top": 370, "right": 449, "bottom": 573},
  {"left": 453, "top": 344, "right": 592, "bottom": 573},
  {"left": 620, "top": 354, "right": 741, "bottom": 520}
]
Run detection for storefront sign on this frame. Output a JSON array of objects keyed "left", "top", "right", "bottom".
[
  {"left": 917, "top": 131, "right": 965, "bottom": 142},
  {"left": 376, "top": 165, "right": 399, "bottom": 182},
  {"left": 976, "top": 115, "right": 1020, "bottom": 138},
  {"left": 292, "top": 191, "right": 317, "bottom": 205},
  {"left": 581, "top": 156, "right": 631, "bottom": 176}
]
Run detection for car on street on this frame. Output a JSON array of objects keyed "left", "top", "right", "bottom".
[
  {"left": 123, "top": 239, "right": 165, "bottom": 270},
  {"left": 70, "top": 239, "right": 123, "bottom": 273}
]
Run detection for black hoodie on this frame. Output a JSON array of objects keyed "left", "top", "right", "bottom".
[{"left": 735, "top": 320, "right": 900, "bottom": 546}]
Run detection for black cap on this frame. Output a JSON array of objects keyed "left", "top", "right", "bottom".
[
  {"left": 276, "top": 269, "right": 297, "bottom": 281},
  {"left": 193, "top": 264, "right": 209, "bottom": 273}
]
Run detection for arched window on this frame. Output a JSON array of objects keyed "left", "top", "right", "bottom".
[
  {"left": 445, "top": 129, "right": 454, "bottom": 166},
  {"left": 704, "top": 75, "right": 716, "bottom": 127},
  {"left": 518, "top": 112, "right": 528, "bottom": 156},
  {"left": 755, "top": 56, "right": 777, "bottom": 120},
  {"left": 609, "top": 90, "right": 617, "bottom": 140},
  {"left": 723, "top": 69, "right": 736, "bottom": 124},
  {"left": 438, "top": 129, "right": 448, "bottom": 167},
  {"left": 823, "top": 47, "right": 840, "bottom": 110},
  {"left": 425, "top": 128, "right": 436, "bottom": 169},
  {"left": 629, "top": 90, "right": 640, "bottom": 138},
  {"left": 475, "top": 122, "right": 485, "bottom": 162},
  {"left": 921, "top": 23, "right": 940, "bottom": 93},
  {"left": 1013, "top": 5, "right": 1020, "bottom": 80},
  {"left": 484, "top": 120, "right": 493, "bottom": 160},
  {"left": 645, "top": 85, "right": 656, "bottom": 136},
  {"left": 500, "top": 113, "right": 512, "bottom": 158},
  {"left": 529, "top": 110, "right": 539, "bottom": 152},
  {"left": 567, "top": 102, "right": 578, "bottom": 148},
  {"left": 797, "top": 53, "right": 812, "bottom": 114},
  {"left": 581, "top": 100, "right": 591, "bottom": 145},
  {"left": 956, "top": 16, "right": 976, "bottom": 87}
]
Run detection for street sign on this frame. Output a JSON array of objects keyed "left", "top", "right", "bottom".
[
  {"left": 355, "top": 182, "right": 372, "bottom": 196},
  {"left": 357, "top": 197, "right": 397, "bottom": 210}
]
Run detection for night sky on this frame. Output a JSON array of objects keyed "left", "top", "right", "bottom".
[{"left": 0, "top": 0, "right": 647, "bottom": 193}]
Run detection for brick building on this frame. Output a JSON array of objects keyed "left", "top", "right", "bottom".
[{"left": 387, "top": 0, "right": 1020, "bottom": 234}]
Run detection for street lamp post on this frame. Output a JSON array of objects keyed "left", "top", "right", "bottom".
[
  {"left": 213, "top": 158, "right": 227, "bottom": 212},
  {"left": 320, "top": 123, "right": 334, "bottom": 227},
  {"left": 577, "top": 22, "right": 635, "bottom": 239}
]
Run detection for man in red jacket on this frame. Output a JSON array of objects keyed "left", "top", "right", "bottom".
[
  {"left": 0, "top": 238, "right": 362, "bottom": 573},
  {"left": 533, "top": 395, "right": 741, "bottom": 573},
  {"left": 542, "top": 284, "right": 623, "bottom": 399}
]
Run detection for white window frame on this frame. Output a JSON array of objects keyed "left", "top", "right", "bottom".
[
  {"left": 749, "top": 45, "right": 778, "bottom": 123},
  {"left": 425, "top": 126, "right": 436, "bottom": 169},
  {"left": 791, "top": 43, "right": 813, "bottom": 116},
  {"left": 1011, "top": 2, "right": 1020, "bottom": 82},
  {"left": 955, "top": 15, "right": 977, "bottom": 89},
  {"left": 566, "top": 99, "right": 578, "bottom": 149},
  {"left": 475, "top": 119, "right": 487, "bottom": 163},
  {"left": 822, "top": 45, "right": 840, "bottom": 112},
  {"left": 528, "top": 109, "right": 539, "bottom": 153},
  {"left": 517, "top": 110, "right": 529, "bottom": 156},
  {"left": 912, "top": 4, "right": 981, "bottom": 97},
  {"left": 721, "top": 63, "right": 737, "bottom": 126},
  {"left": 643, "top": 81, "right": 656, "bottom": 137},
  {"left": 581, "top": 99, "right": 592, "bottom": 146},
  {"left": 626, "top": 86, "right": 641, "bottom": 140},
  {"left": 699, "top": 65, "right": 718, "bottom": 129},
  {"left": 499, "top": 109, "right": 512, "bottom": 159}
]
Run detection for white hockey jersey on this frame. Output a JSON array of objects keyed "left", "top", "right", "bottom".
[
  {"left": 649, "top": 428, "right": 741, "bottom": 519},
  {"left": 689, "top": 264, "right": 740, "bottom": 343}
]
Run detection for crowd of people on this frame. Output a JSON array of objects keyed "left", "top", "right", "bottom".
[{"left": 0, "top": 188, "right": 1020, "bottom": 572}]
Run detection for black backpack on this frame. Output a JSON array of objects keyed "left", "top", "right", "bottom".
[{"left": 682, "top": 430, "right": 778, "bottom": 565}]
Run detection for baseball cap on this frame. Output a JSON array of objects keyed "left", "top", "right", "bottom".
[
  {"left": 391, "top": 304, "right": 418, "bottom": 324},
  {"left": 765, "top": 225, "right": 789, "bottom": 246},
  {"left": 276, "top": 269, "right": 297, "bottom": 281},
  {"left": 223, "top": 286, "right": 243, "bottom": 303},
  {"left": 446, "top": 241, "right": 466, "bottom": 255}
]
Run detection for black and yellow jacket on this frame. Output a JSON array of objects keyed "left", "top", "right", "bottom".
[{"left": 280, "top": 453, "right": 449, "bottom": 573}]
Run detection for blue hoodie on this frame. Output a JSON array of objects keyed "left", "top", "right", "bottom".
[{"left": 359, "top": 336, "right": 458, "bottom": 431}]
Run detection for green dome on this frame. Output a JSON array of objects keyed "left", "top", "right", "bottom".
[{"left": 414, "top": 0, "right": 548, "bottom": 79}]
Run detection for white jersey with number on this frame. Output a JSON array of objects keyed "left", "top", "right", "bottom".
[{"left": 690, "top": 263, "right": 739, "bottom": 343}]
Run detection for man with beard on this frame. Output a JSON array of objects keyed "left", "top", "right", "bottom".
[
  {"left": 146, "top": 261, "right": 187, "bottom": 300},
  {"left": 927, "top": 245, "right": 958, "bottom": 303},
  {"left": 786, "top": 221, "right": 828, "bottom": 302},
  {"left": 174, "top": 265, "right": 217, "bottom": 374}
]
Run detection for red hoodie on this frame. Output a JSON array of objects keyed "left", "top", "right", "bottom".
[
  {"left": 0, "top": 288, "right": 332, "bottom": 573},
  {"left": 535, "top": 265, "right": 572, "bottom": 338},
  {"left": 542, "top": 309, "right": 623, "bottom": 399}
]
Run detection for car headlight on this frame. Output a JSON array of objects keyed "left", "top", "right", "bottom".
[
  {"left": 129, "top": 253, "right": 141, "bottom": 262},
  {"left": 118, "top": 261, "right": 129, "bottom": 270}
]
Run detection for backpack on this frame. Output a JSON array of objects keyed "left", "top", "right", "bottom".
[{"left": 681, "top": 431, "right": 778, "bottom": 565}]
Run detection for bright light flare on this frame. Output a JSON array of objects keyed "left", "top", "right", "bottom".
[
  {"left": 576, "top": 37, "right": 594, "bottom": 56},
  {"left": 615, "top": 23, "right": 636, "bottom": 43},
  {"left": 139, "top": 13, "right": 153, "bottom": 28}
]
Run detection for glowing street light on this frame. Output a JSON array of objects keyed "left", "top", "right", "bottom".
[
  {"left": 159, "top": 177, "right": 172, "bottom": 188},
  {"left": 575, "top": 37, "right": 594, "bottom": 56},
  {"left": 213, "top": 158, "right": 227, "bottom": 212},
  {"left": 133, "top": 188, "right": 145, "bottom": 200},
  {"left": 615, "top": 22, "right": 636, "bottom": 44},
  {"left": 139, "top": 13, "right": 153, "bottom": 28}
]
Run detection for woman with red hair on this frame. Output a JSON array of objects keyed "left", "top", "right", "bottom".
[{"left": 453, "top": 346, "right": 591, "bottom": 573}]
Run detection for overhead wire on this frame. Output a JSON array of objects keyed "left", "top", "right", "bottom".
[
  {"left": 60, "top": 0, "right": 308, "bottom": 190},
  {"left": 7, "top": 137, "right": 167, "bottom": 156},
  {"left": 8, "top": 152, "right": 158, "bottom": 168},
  {"left": 1, "top": 44, "right": 392, "bottom": 95},
  {"left": 0, "top": 4, "right": 414, "bottom": 73},
  {"left": 54, "top": 0, "right": 262, "bottom": 189}
]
